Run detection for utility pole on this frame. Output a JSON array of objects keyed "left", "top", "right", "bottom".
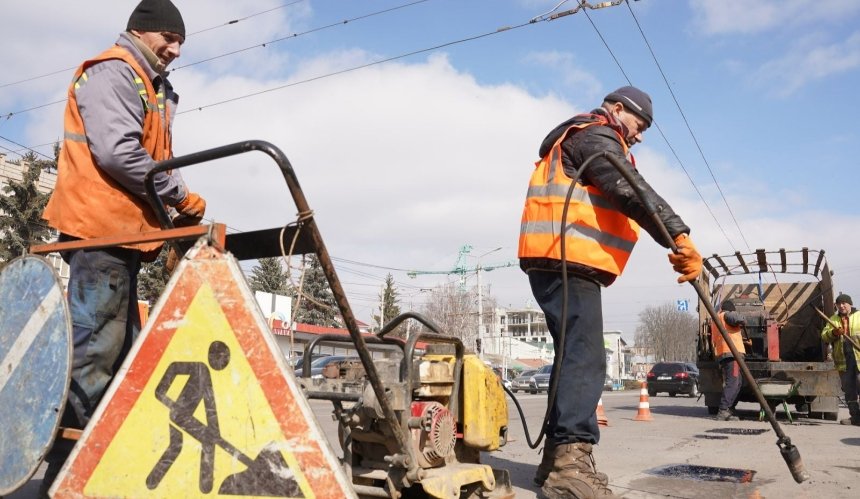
[
  {"left": 474, "top": 246, "right": 502, "bottom": 361},
  {"left": 477, "top": 261, "right": 484, "bottom": 360}
]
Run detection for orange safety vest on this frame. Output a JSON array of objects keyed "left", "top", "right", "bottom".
[
  {"left": 517, "top": 120, "right": 640, "bottom": 276},
  {"left": 43, "top": 45, "right": 171, "bottom": 254},
  {"left": 711, "top": 311, "right": 745, "bottom": 361}
]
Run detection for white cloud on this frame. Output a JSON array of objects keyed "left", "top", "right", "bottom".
[
  {"left": 523, "top": 51, "right": 603, "bottom": 100},
  {"left": 750, "top": 31, "right": 860, "bottom": 96},
  {"left": 690, "top": 0, "right": 860, "bottom": 36}
]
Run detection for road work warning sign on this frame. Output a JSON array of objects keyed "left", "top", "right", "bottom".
[{"left": 52, "top": 243, "right": 355, "bottom": 498}]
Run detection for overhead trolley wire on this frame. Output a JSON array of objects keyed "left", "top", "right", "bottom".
[
  {"left": 6, "top": 1, "right": 618, "bottom": 158},
  {"left": 176, "top": 1, "right": 625, "bottom": 115},
  {"left": 187, "top": 0, "right": 308, "bottom": 36},
  {"left": 0, "top": 0, "right": 432, "bottom": 117},
  {"left": 624, "top": 1, "right": 751, "bottom": 252},
  {"left": 176, "top": 23, "right": 534, "bottom": 114},
  {"left": 0, "top": 133, "right": 54, "bottom": 161},
  {"left": 172, "top": 0, "right": 432, "bottom": 72},
  {"left": 581, "top": 6, "right": 740, "bottom": 253},
  {"left": 0, "top": 0, "right": 312, "bottom": 90}
]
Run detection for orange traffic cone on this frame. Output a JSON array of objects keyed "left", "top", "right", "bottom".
[
  {"left": 633, "top": 381, "right": 653, "bottom": 421},
  {"left": 596, "top": 397, "right": 609, "bottom": 426}
]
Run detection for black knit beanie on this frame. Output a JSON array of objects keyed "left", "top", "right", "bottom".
[
  {"left": 127, "top": 0, "right": 185, "bottom": 39},
  {"left": 836, "top": 294, "right": 853, "bottom": 306},
  {"left": 604, "top": 86, "right": 653, "bottom": 127}
]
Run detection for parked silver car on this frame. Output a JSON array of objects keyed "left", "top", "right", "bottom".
[
  {"left": 511, "top": 369, "right": 538, "bottom": 393},
  {"left": 511, "top": 365, "right": 553, "bottom": 394}
]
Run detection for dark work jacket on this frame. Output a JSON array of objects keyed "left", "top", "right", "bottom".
[{"left": 520, "top": 108, "right": 690, "bottom": 286}]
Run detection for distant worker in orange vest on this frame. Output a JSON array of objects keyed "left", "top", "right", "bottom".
[
  {"left": 40, "top": 1, "right": 205, "bottom": 494},
  {"left": 519, "top": 86, "right": 702, "bottom": 499},
  {"left": 710, "top": 299, "right": 746, "bottom": 421}
]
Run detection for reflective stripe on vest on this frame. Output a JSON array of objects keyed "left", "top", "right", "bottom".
[
  {"left": 42, "top": 45, "right": 171, "bottom": 254},
  {"left": 517, "top": 120, "right": 640, "bottom": 276},
  {"left": 711, "top": 311, "right": 745, "bottom": 360}
]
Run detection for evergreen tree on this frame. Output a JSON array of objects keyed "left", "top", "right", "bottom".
[
  {"left": 372, "top": 273, "right": 403, "bottom": 336},
  {"left": 248, "top": 257, "right": 291, "bottom": 294},
  {"left": 0, "top": 152, "right": 53, "bottom": 261},
  {"left": 137, "top": 245, "right": 171, "bottom": 303},
  {"left": 293, "top": 254, "right": 339, "bottom": 327}
]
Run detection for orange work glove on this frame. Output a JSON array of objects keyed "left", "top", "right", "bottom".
[
  {"left": 175, "top": 192, "right": 206, "bottom": 218},
  {"left": 833, "top": 327, "right": 845, "bottom": 337},
  {"left": 165, "top": 245, "right": 181, "bottom": 274},
  {"left": 667, "top": 233, "right": 703, "bottom": 284}
]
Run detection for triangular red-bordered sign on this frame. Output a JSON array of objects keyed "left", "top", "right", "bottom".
[{"left": 52, "top": 243, "right": 355, "bottom": 498}]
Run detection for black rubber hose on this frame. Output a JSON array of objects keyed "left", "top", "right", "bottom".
[{"left": 509, "top": 149, "right": 808, "bottom": 484}]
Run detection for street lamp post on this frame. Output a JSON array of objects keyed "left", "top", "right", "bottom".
[{"left": 472, "top": 247, "right": 502, "bottom": 361}]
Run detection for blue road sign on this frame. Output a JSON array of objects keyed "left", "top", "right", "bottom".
[
  {"left": 0, "top": 256, "right": 72, "bottom": 495},
  {"left": 677, "top": 299, "right": 689, "bottom": 312}
]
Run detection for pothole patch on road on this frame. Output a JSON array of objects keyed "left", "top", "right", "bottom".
[
  {"left": 693, "top": 434, "right": 729, "bottom": 439},
  {"left": 646, "top": 464, "right": 756, "bottom": 483},
  {"left": 706, "top": 428, "right": 769, "bottom": 435}
]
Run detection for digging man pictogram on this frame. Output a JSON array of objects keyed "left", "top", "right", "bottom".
[
  {"left": 147, "top": 340, "right": 230, "bottom": 493},
  {"left": 146, "top": 339, "right": 303, "bottom": 497}
]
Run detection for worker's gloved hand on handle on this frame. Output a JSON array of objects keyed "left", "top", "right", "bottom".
[
  {"left": 175, "top": 192, "right": 206, "bottom": 218},
  {"left": 668, "top": 233, "right": 702, "bottom": 283},
  {"left": 833, "top": 327, "right": 845, "bottom": 337}
]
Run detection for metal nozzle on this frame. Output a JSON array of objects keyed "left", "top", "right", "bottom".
[{"left": 780, "top": 444, "right": 809, "bottom": 483}]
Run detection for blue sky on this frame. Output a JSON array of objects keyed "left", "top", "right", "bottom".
[{"left": 2, "top": 1, "right": 859, "bottom": 338}]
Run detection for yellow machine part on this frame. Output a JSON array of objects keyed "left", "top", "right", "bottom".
[{"left": 461, "top": 355, "right": 507, "bottom": 450}]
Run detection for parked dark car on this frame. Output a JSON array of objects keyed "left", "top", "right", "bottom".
[
  {"left": 646, "top": 362, "right": 699, "bottom": 397},
  {"left": 525, "top": 364, "right": 553, "bottom": 394},
  {"left": 287, "top": 353, "right": 326, "bottom": 369},
  {"left": 294, "top": 355, "right": 359, "bottom": 379}
]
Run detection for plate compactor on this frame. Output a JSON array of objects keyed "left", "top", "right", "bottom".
[{"left": 11, "top": 140, "right": 513, "bottom": 499}]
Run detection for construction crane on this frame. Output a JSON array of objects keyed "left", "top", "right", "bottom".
[
  {"left": 407, "top": 245, "right": 516, "bottom": 358},
  {"left": 406, "top": 245, "right": 515, "bottom": 288}
]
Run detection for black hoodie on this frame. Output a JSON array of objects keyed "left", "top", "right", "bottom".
[{"left": 521, "top": 109, "right": 690, "bottom": 286}]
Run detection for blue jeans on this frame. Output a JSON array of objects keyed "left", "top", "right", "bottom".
[
  {"left": 65, "top": 247, "right": 141, "bottom": 427},
  {"left": 529, "top": 271, "right": 604, "bottom": 445}
]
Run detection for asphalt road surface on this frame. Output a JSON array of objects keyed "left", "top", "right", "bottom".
[
  {"left": 489, "top": 389, "right": 859, "bottom": 498},
  {"left": 8, "top": 389, "right": 858, "bottom": 498}
]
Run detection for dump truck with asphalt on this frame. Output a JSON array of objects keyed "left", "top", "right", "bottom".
[{"left": 696, "top": 248, "right": 842, "bottom": 420}]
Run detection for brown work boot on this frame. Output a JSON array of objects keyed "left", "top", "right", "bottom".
[
  {"left": 539, "top": 442, "right": 616, "bottom": 499},
  {"left": 841, "top": 401, "right": 860, "bottom": 426},
  {"left": 534, "top": 437, "right": 557, "bottom": 486},
  {"left": 714, "top": 409, "right": 739, "bottom": 421}
]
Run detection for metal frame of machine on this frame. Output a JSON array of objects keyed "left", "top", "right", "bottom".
[{"left": 30, "top": 140, "right": 512, "bottom": 499}]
